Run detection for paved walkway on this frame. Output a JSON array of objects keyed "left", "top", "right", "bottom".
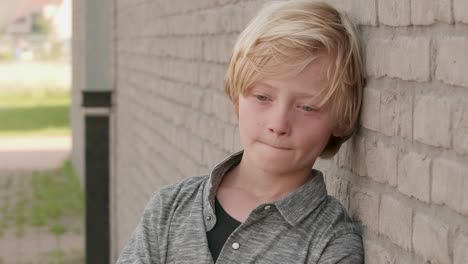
[
  {"left": 0, "top": 135, "right": 84, "bottom": 263},
  {"left": 0, "top": 136, "right": 71, "bottom": 172},
  {"left": 0, "top": 227, "right": 84, "bottom": 263}
]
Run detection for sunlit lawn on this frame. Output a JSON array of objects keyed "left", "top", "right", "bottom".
[{"left": 0, "top": 89, "right": 70, "bottom": 136}]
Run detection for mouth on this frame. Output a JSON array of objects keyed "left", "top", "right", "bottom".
[{"left": 261, "top": 142, "right": 291, "bottom": 150}]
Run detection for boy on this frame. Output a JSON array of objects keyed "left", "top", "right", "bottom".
[{"left": 117, "top": 1, "right": 365, "bottom": 263}]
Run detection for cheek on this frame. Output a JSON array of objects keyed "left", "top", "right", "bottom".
[
  {"left": 238, "top": 99, "right": 264, "bottom": 142},
  {"left": 239, "top": 99, "right": 262, "bottom": 125},
  {"left": 296, "top": 116, "right": 333, "bottom": 145}
]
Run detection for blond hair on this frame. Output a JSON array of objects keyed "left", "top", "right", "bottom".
[{"left": 224, "top": 0, "right": 365, "bottom": 158}]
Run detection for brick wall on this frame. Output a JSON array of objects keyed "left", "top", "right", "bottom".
[
  {"left": 324, "top": 1, "right": 468, "bottom": 263},
  {"left": 73, "top": 0, "right": 468, "bottom": 263}
]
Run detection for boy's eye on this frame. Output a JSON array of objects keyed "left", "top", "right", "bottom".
[
  {"left": 255, "top": 95, "right": 269, "bottom": 101},
  {"left": 297, "top": 105, "right": 315, "bottom": 112}
]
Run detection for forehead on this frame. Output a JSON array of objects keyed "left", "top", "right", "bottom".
[{"left": 255, "top": 53, "right": 333, "bottom": 97}]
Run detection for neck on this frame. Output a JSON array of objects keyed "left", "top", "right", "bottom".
[{"left": 225, "top": 154, "right": 314, "bottom": 201}]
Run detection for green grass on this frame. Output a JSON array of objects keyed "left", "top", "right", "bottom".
[
  {"left": 39, "top": 248, "right": 84, "bottom": 264},
  {"left": 0, "top": 89, "right": 70, "bottom": 136},
  {"left": 0, "top": 160, "right": 84, "bottom": 238},
  {"left": 29, "top": 160, "right": 84, "bottom": 235}
]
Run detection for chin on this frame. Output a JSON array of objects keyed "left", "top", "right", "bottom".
[{"left": 253, "top": 146, "right": 294, "bottom": 165}]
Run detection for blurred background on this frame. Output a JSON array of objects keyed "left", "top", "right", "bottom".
[{"left": 0, "top": 0, "right": 83, "bottom": 263}]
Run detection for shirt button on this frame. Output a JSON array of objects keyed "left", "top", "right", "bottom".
[
  {"left": 232, "top": 242, "right": 240, "bottom": 250},
  {"left": 264, "top": 205, "right": 271, "bottom": 210}
]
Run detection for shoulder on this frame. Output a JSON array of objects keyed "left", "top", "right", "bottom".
[
  {"left": 143, "top": 175, "right": 209, "bottom": 213},
  {"left": 159, "top": 175, "right": 209, "bottom": 196},
  {"left": 318, "top": 195, "right": 362, "bottom": 239},
  {"left": 312, "top": 196, "right": 363, "bottom": 262}
]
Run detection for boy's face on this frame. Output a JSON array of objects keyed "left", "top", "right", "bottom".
[{"left": 236, "top": 53, "right": 338, "bottom": 175}]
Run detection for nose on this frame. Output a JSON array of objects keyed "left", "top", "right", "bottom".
[{"left": 267, "top": 105, "right": 291, "bottom": 137}]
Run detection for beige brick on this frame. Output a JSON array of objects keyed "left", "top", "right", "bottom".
[
  {"left": 150, "top": 37, "right": 202, "bottom": 60},
  {"left": 202, "top": 143, "right": 228, "bottom": 168},
  {"left": 326, "top": 0, "right": 351, "bottom": 13},
  {"left": 414, "top": 95, "right": 451, "bottom": 148},
  {"left": 436, "top": 37, "right": 468, "bottom": 88},
  {"left": 202, "top": 35, "right": 236, "bottom": 63},
  {"left": 463, "top": 179, "right": 468, "bottom": 217},
  {"left": 380, "top": 89, "right": 398, "bottom": 136},
  {"left": 454, "top": 0, "right": 468, "bottom": 23},
  {"left": 330, "top": 0, "right": 377, "bottom": 26},
  {"left": 223, "top": 125, "right": 236, "bottom": 152},
  {"left": 177, "top": 153, "right": 200, "bottom": 177},
  {"left": 351, "top": 136, "right": 367, "bottom": 176},
  {"left": 366, "top": 37, "right": 430, "bottom": 82},
  {"left": 411, "top": 0, "right": 435, "bottom": 25},
  {"left": 352, "top": 0, "right": 377, "bottom": 25},
  {"left": 413, "top": 213, "right": 450, "bottom": 264},
  {"left": 210, "top": 120, "right": 226, "bottom": 148},
  {"left": 212, "top": 92, "right": 234, "bottom": 123},
  {"left": 366, "top": 141, "right": 397, "bottom": 186},
  {"left": 338, "top": 140, "right": 352, "bottom": 169},
  {"left": 379, "top": 195, "right": 412, "bottom": 250},
  {"left": 196, "top": 9, "right": 218, "bottom": 35},
  {"left": 178, "top": 0, "right": 217, "bottom": 13},
  {"left": 196, "top": 115, "right": 211, "bottom": 139},
  {"left": 453, "top": 100, "right": 468, "bottom": 154},
  {"left": 432, "top": 158, "right": 468, "bottom": 216},
  {"left": 159, "top": 59, "right": 199, "bottom": 84},
  {"left": 360, "top": 87, "right": 380, "bottom": 131},
  {"left": 363, "top": 239, "right": 396, "bottom": 263},
  {"left": 218, "top": 5, "right": 245, "bottom": 33},
  {"left": 434, "top": 0, "right": 452, "bottom": 23},
  {"left": 350, "top": 188, "right": 380, "bottom": 232},
  {"left": 397, "top": 88, "right": 413, "bottom": 140},
  {"left": 217, "top": 0, "right": 239, "bottom": 6},
  {"left": 233, "top": 126, "right": 242, "bottom": 150},
  {"left": 198, "top": 62, "right": 226, "bottom": 89},
  {"left": 188, "top": 137, "right": 203, "bottom": 164},
  {"left": 378, "top": 0, "right": 411, "bottom": 26},
  {"left": 454, "top": 233, "right": 468, "bottom": 264},
  {"left": 398, "top": 151, "right": 431, "bottom": 202},
  {"left": 365, "top": 141, "right": 378, "bottom": 178},
  {"left": 240, "top": 1, "right": 266, "bottom": 25},
  {"left": 326, "top": 176, "right": 350, "bottom": 210},
  {"left": 185, "top": 112, "right": 201, "bottom": 134},
  {"left": 197, "top": 5, "right": 246, "bottom": 35}
]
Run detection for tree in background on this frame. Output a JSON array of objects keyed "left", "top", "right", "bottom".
[{"left": 31, "top": 12, "right": 52, "bottom": 36}]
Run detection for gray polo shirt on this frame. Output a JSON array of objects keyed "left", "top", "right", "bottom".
[{"left": 116, "top": 151, "right": 363, "bottom": 263}]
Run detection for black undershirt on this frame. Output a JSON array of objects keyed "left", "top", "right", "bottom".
[{"left": 206, "top": 196, "right": 242, "bottom": 263}]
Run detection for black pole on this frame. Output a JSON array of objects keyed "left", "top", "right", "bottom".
[{"left": 83, "top": 91, "right": 111, "bottom": 264}]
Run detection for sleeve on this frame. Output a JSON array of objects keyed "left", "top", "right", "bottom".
[
  {"left": 116, "top": 192, "right": 162, "bottom": 264},
  {"left": 317, "top": 232, "right": 364, "bottom": 264}
]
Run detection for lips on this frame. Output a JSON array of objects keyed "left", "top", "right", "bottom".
[
  {"left": 271, "top": 145, "right": 290, "bottom": 150},
  {"left": 260, "top": 141, "right": 291, "bottom": 150}
]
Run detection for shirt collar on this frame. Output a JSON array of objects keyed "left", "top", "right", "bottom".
[{"left": 202, "top": 150, "right": 329, "bottom": 229}]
